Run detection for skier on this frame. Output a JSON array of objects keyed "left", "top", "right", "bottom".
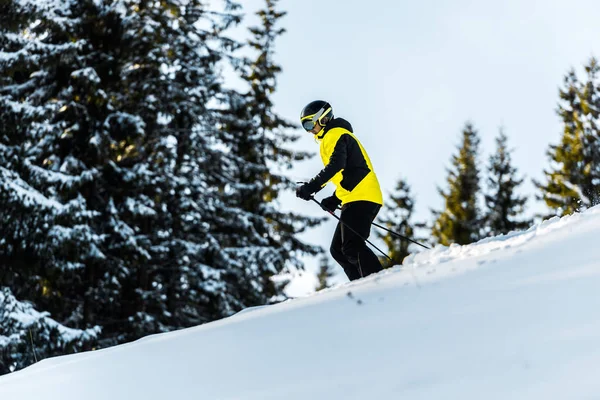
[{"left": 296, "top": 100, "right": 384, "bottom": 280}]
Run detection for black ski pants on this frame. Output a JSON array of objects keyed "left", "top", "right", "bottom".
[{"left": 330, "top": 201, "right": 383, "bottom": 281}]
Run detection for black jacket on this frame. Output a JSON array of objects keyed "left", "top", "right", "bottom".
[{"left": 309, "top": 118, "right": 383, "bottom": 205}]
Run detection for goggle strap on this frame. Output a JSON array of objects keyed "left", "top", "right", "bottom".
[
  {"left": 318, "top": 107, "right": 331, "bottom": 124},
  {"left": 311, "top": 108, "right": 325, "bottom": 123}
]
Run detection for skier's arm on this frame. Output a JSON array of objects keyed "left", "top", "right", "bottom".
[{"left": 309, "top": 135, "right": 349, "bottom": 188}]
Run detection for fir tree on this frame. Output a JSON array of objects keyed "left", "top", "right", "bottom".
[
  {"left": 215, "top": 0, "right": 322, "bottom": 306},
  {"left": 535, "top": 57, "right": 600, "bottom": 216},
  {"left": 0, "top": 0, "right": 250, "bottom": 352},
  {"left": 432, "top": 122, "right": 482, "bottom": 246},
  {"left": 377, "top": 178, "right": 425, "bottom": 265},
  {"left": 315, "top": 256, "right": 335, "bottom": 291},
  {"left": 112, "top": 0, "right": 247, "bottom": 332},
  {"left": 0, "top": 0, "right": 113, "bottom": 340},
  {"left": 483, "top": 129, "right": 532, "bottom": 236}
]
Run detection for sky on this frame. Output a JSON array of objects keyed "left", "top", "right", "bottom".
[{"left": 231, "top": 0, "right": 600, "bottom": 295}]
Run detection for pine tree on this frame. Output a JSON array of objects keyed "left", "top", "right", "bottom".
[
  {"left": 215, "top": 0, "right": 322, "bottom": 306},
  {"left": 483, "top": 129, "right": 532, "bottom": 236},
  {"left": 0, "top": 0, "right": 113, "bottom": 340},
  {"left": 432, "top": 122, "right": 482, "bottom": 246},
  {"left": 0, "top": 287, "right": 99, "bottom": 374},
  {"left": 377, "top": 178, "right": 425, "bottom": 265},
  {"left": 315, "top": 256, "right": 335, "bottom": 291},
  {"left": 110, "top": 0, "right": 247, "bottom": 333},
  {"left": 0, "top": 0, "right": 251, "bottom": 352},
  {"left": 535, "top": 57, "right": 600, "bottom": 216}
]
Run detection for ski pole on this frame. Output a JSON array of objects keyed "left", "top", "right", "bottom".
[
  {"left": 370, "top": 221, "right": 431, "bottom": 250},
  {"left": 324, "top": 201, "right": 431, "bottom": 250}
]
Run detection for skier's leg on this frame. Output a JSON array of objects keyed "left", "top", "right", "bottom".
[
  {"left": 330, "top": 221, "right": 362, "bottom": 281},
  {"left": 340, "top": 201, "right": 383, "bottom": 278},
  {"left": 359, "top": 203, "right": 384, "bottom": 275},
  {"left": 358, "top": 246, "right": 383, "bottom": 276}
]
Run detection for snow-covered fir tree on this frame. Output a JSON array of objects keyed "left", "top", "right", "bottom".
[
  {"left": 0, "top": 287, "right": 99, "bottom": 374},
  {"left": 215, "top": 0, "right": 322, "bottom": 305},
  {"left": 483, "top": 130, "right": 531, "bottom": 236},
  {"left": 107, "top": 0, "right": 249, "bottom": 332},
  {"left": 377, "top": 178, "right": 425, "bottom": 265},
  {"left": 0, "top": 0, "right": 114, "bottom": 343},
  {"left": 315, "top": 256, "right": 335, "bottom": 291},
  {"left": 0, "top": 0, "right": 271, "bottom": 357},
  {"left": 432, "top": 122, "right": 482, "bottom": 246},
  {"left": 535, "top": 57, "right": 600, "bottom": 216}
]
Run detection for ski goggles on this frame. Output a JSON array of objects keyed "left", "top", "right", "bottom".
[{"left": 301, "top": 104, "right": 332, "bottom": 131}]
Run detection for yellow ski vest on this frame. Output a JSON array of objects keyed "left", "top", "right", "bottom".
[{"left": 316, "top": 120, "right": 383, "bottom": 206}]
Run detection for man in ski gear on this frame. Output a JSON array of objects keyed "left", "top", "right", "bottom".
[{"left": 296, "top": 100, "right": 384, "bottom": 280}]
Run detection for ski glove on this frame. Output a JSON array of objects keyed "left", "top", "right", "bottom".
[
  {"left": 296, "top": 180, "right": 321, "bottom": 201},
  {"left": 320, "top": 194, "right": 341, "bottom": 213}
]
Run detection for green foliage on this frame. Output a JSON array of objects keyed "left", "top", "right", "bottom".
[
  {"left": 315, "top": 256, "right": 335, "bottom": 291},
  {"left": 535, "top": 57, "right": 600, "bottom": 216},
  {"left": 377, "top": 178, "right": 425, "bottom": 265},
  {"left": 432, "top": 122, "right": 482, "bottom": 246},
  {"left": 483, "top": 130, "right": 532, "bottom": 236}
]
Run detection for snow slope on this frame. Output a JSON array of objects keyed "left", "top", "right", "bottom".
[{"left": 2, "top": 207, "right": 600, "bottom": 399}]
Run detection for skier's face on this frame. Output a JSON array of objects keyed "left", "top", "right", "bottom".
[{"left": 309, "top": 121, "right": 322, "bottom": 135}]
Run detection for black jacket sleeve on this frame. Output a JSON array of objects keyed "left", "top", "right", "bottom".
[{"left": 310, "top": 134, "right": 349, "bottom": 188}]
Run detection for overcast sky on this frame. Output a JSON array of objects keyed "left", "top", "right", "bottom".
[{"left": 230, "top": 0, "right": 600, "bottom": 295}]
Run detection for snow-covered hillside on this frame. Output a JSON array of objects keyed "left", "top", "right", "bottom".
[{"left": 2, "top": 207, "right": 600, "bottom": 399}]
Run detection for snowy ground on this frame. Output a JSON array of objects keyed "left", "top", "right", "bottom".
[{"left": 2, "top": 207, "right": 600, "bottom": 399}]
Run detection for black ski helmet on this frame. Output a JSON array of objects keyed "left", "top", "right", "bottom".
[{"left": 300, "top": 100, "right": 333, "bottom": 131}]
